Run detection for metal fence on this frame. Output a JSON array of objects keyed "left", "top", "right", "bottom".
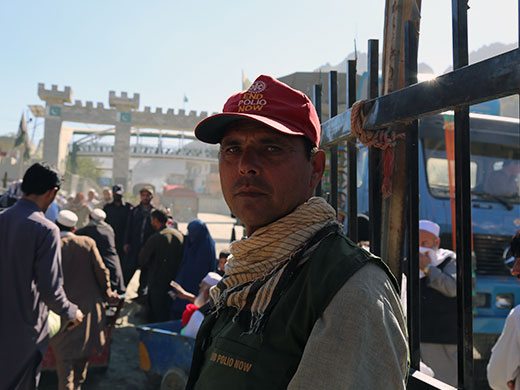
[{"left": 316, "top": 1, "right": 519, "bottom": 388}]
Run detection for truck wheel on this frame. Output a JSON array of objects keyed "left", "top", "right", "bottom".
[{"left": 160, "top": 368, "right": 188, "bottom": 390}]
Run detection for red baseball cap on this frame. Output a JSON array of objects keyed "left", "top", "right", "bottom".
[{"left": 194, "top": 75, "right": 321, "bottom": 147}]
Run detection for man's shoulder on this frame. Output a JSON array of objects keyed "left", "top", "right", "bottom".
[
  {"left": 64, "top": 234, "right": 97, "bottom": 249},
  {"left": 438, "top": 248, "right": 456, "bottom": 261},
  {"left": 314, "top": 230, "right": 376, "bottom": 262},
  {"left": 307, "top": 231, "right": 397, "bottom": 291},
  {"left": 162, "top": 227, "right": 184, "bottom": 239},
  {"left": 75, "top": 225, "right": 93, "bottom": 234},
  {"left": 100, "top": 222, "right": 115, "bottom": 235},
  {"left": 21, "top": 204, "right": 60, "bottom": 236},
  {"left": 105, "top": 201, "right": 132, "bottom": 210},
  {"left": 507, "top": 305, "right": 520, "bottom": 322}
]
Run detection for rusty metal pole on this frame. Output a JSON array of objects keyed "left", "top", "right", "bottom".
[
  {"left": 313, "top": 84, "right": 323, "bottom": 198},
  {"left": 329, "top": 71, "right": 339, "bottom": 214},
  {"left": 379, "top": 0, "right": 422, "bottom": 280}
]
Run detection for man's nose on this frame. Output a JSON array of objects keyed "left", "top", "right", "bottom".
[{"left": 238, "top": 149, "right": 260, "bottom": 175}]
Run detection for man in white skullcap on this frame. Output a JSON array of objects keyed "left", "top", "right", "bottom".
[
  {"left": 52, "top": 210, "right": 118, "bottom": 390},
  {"left": 75, "top": 209, "right": 126, "bottom": 294},
  {"left": 418, "top": 219, "right": 458, "bottom": 387},
  {"left": 169, "top": 271, "right": 223, "bottom": 338}
]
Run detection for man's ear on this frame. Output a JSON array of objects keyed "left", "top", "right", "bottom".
[
  {"left": 310, "top": 150, "right": 326, "bottom": 189},
  {"left": 45, "top": 187, "right": 58, "bottom": 202}
]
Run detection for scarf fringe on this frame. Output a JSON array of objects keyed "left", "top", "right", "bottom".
[{"left": 209, "top": 197, "right": 341, "bottom": 334}]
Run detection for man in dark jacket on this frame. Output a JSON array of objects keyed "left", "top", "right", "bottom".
[
  {"left": 185, "top": 75, "right": 407, "bottom": 390},
  {"left": 124, "top": 186, "right": 155, "bottom": 297},
  {"left": 104, "top": 184, "right": 132, "bottom": 282},
  {"left": 139, "top": 208, "right": 184, "bottom": 322},
  {"left": 76, "top": 208, "right": 126, "bottom": 294},
  {"left": 0, "top": 162, "right": 83, "bottom": 390}
]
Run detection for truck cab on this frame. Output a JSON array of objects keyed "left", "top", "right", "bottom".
[{"left": 345, "top": 112, "right": 520, "bottom": 358}]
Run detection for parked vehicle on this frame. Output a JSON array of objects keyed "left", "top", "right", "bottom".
[
  {"left": 161, "top": 185, "right": 198, "bottom": 222},
  {"left": 341, "top": 112, "right": 520, "bottom": 363}
]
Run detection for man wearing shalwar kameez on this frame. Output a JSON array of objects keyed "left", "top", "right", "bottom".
[
  {"left": 0, "top": 162, "right": 82, "bottom": 390},
  {"left": 51, "top": 210, "right": 119, "bottom": 390}
]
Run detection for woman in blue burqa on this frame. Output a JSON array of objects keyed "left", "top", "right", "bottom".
[{"left": 171, "top": 219, "right": 217, "bottom": 319}]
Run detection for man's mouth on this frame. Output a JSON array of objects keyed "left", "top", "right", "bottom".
[{"left": 235, "top": 189, "right": 267, "bottom": 198}]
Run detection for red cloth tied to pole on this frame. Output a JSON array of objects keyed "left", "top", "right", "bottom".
[{"left": 351, "top": 100, "right": 405, "bottom": 198}]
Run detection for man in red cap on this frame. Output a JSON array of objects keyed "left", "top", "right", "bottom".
[{"left": 186, "top": 75, "right": 408, "bottom": 389}]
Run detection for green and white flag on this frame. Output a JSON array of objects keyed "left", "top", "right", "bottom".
[{"left": 14, "top": 114, "right": 28, "bottom": 148}]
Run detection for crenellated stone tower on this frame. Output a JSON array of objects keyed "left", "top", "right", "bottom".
[
  {"left": 108, "top": 91, "right": 140, "bottom": 187},
  {"left": 33, "top": 83, "right": 211, "bottom": 188},
  {"left": 38, "top": 84, "right": 73, "bottom": 173}
]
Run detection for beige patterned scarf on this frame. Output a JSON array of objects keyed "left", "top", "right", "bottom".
[{"left": 210, "top": 197, "right": 338, "bottom": 330}]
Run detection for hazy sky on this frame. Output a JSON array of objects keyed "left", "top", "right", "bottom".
[{"left": 0, "top": 1, "right": 517, "bottom": 143}]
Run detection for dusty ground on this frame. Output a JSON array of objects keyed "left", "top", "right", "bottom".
[{"left": 39, "top": 213, "right": 237, "bottom": 389}]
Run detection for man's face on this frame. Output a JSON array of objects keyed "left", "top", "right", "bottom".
[
  {"left": 219, "top": 121, "right": 324, "bottom": 236},
  {"left": 218, "top": 256, "right": 227, "bottom": 272},
  {"left": 140, "top": 190, "right": 153, "bottom": 206},
  {"left": 113, "top": 192, "right": 122, "bottom": 202},
  {"left": 511, "top": 257, "right": 520, "bottom": 279},
  {"left": 150, "top": 216, "right": 161, "bottom": 231},
  {"left": 103, "top": 190, "right": 111, "bottom": 201},
  {"left": 419, "top": 230, "right": 440, "bottom": 250},
  {"left": 88, "top": 191, "right": 95, "bottom": 201}
]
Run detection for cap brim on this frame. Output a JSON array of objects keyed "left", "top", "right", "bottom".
[{"left": 194, "top": 112, "right": 307, "bottom": 144}]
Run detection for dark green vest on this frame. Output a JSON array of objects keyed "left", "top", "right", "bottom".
[{"left": 187, "top": 229, "right": 398, "bottom": 390}]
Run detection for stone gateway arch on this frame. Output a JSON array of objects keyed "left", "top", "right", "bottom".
[{"left": 30, "top": 83, "right": 211, "bottom": 187}]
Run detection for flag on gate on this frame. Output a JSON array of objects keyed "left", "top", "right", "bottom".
[
  {"left": 184, "top": 94, "right": 189, "bottom": 103},
  {"left": 14, "top": 114, "right": 28, "bottom": 148}
]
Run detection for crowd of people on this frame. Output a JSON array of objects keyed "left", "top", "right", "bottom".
[{"left": 0, "top": 163, "right": 226, "bottom": 390}]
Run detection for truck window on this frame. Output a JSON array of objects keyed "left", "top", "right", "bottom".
[
  {"left": 426, "top": 156, "right": 477, "bottom": 192},
  {"left": 422, "top": 138, "right": 520, "bottom": 203}
]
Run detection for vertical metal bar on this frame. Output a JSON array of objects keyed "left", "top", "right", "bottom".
[
  {"left": 313, "top": 84, "right": 323, "bottom": 198},
  {"left": 347, "top": 60, "right": 358, "bottom": 243},
  {"left": 368, "top": 39, "right": 381, "bottom": 256},
  {"left": 452, "top": 0, "right": 474, "bottom": 388},
  {"left": 329, "top": 71, "right": 338, "bottom": 213},
  {"left": 329, "top": 71, "right": 338, "bottom": 119},
  {"left": 330, "top": 145, "right": 338, "bottom": 213},
  {"left": 404, "top": 20, "right": 420, "bottom": 372}
]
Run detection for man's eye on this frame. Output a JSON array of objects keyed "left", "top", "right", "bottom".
[
  {"left": 223, "top": 146, "right": 240, "bottom": 154},
  {"left": 266, "top": 145, "right": 282, "bottom": 153}
]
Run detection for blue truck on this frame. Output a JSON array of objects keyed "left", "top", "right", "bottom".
[{"left": 337, "top": 111, "right": 520, "bottom": 364}]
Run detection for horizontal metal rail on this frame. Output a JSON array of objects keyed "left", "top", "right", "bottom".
[{"left": 320, "top": 48, "right": 520, "bottom": 147}]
